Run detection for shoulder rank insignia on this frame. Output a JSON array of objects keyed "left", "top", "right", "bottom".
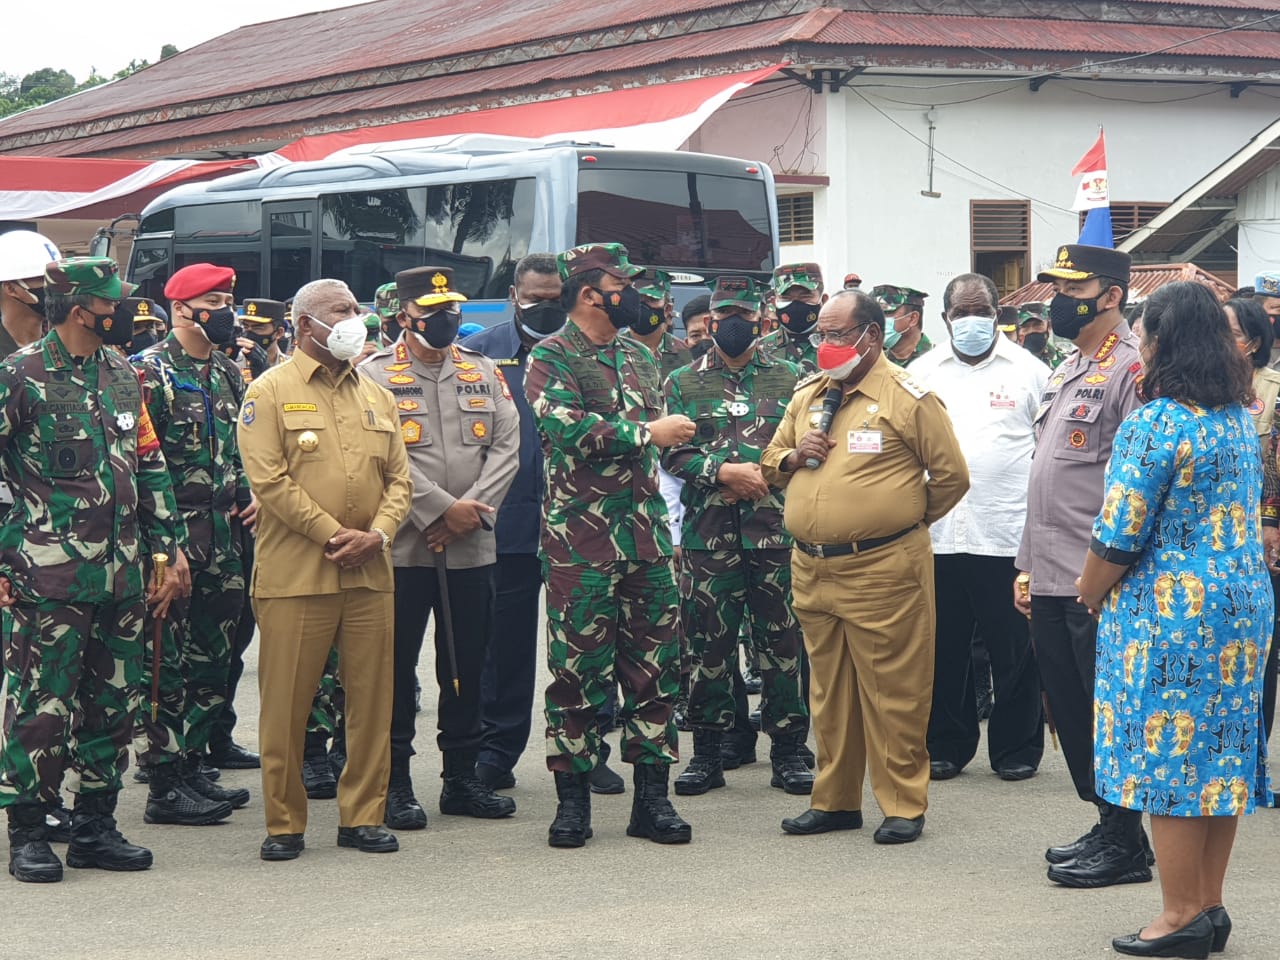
[{"left": 793, "top": 370, "right": 825, "bottom": 392}]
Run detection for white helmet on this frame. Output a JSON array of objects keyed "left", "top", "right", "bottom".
[{"left": 0, "top": 230, "right": 61, "bottom": 283}]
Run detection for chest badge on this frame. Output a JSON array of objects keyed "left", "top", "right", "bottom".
[
  {"left": 116, "top": 412, "right": 135, "bottom": 431},
  {"left": 1084, "top": 374, "right": 1107, "bottom": 385},
  {"left": 728, "top": 401, "right": 750, "bottom": 417},
  {"left": 397, "top": 399, "right": 420, "bottom": 412},
  {"left": 471, "top": 420, "right": 488, "bottom": 440},
  {"left": 298, "top": 430, "right": 319, "bottom": 452},
  {"left": 402, "top": 419, "right": 422, "bottom": 445}
]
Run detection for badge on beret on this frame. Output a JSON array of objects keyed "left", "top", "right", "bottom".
[
  {"left": 298, "top": 430, "right": 319, "bottom": 452},
  {"left": 117, "top": 412, "right": 135, "bottom": 431}
]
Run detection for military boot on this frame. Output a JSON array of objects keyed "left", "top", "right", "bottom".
[
  {"left": 144, "top": 761, "right": 234, "bottom": 826},
  {"left": 548, "top": 771, "right": 592, "bottom": 848},
  {"left": 674, "top": 729, "right": 725, "bottom": 796},
  {"left": 1047, "top": 805, "right": 1152, "bottom": 888},
  {"left": 626, "top": 764, "right": 692, "bottom": 844},
  {"left": 439, "top": 751, "right": 516, "bottom": 819},
  {"left": 184, "top": 754, "right": 249, "bottom": 810},
  {"left": 7, "top": 804, "right": 62, "bottom": 883},
  {"left": 769, "top": 734, "right": 815, "bottom": 795},
  {"left": 1045, "top": 804, "right": 1107, "bottom": 865},
  {"left": 65, "top": 793, "right": 152, "bottom": 872},
  {"left": 46, "top": 803, "right": 73, "bottom": 844},
  {"left": 384, "top": 763, "right": 427, "bottom": 831},
  {"left": 589, "top": 737, "right": 625, "bottom": 795}
]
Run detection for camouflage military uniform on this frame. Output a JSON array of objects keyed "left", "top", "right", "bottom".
[
  {"left": 758, "top": 326, "right": 817, "bottom": 373},
  {"left": 132, "top": 334, "right": 247, "bottom": 766},
  {"left": 526, "top": 320, "right": 679, "bottom": 773},
  {"left": 663, "top": 348, "right": 807, "bottom": 735},
  {"left": 874, "top": 284, "right": 934, "bottom": 368},
  {"left": 0, "top": 328, "right": 180, "bottom": 807},
  {"left": 889, "top": 332, "right": 934, "bottom": 368}
]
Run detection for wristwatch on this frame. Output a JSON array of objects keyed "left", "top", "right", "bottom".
[{"left": 371, "top": 527, "right": 391, "bottom": 552}]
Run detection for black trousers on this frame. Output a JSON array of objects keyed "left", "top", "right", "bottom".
[
  {"left": 391, "top": 564, "right": 495, "bottom": 764},
  {"left": 211, "top": 527, "right": 254, "bottom": 752},
  {"left": 477, "top": 555, "right": 544, "bottom": 774},
  {"left": 928, "top": 554, "right": 1044, "bottom": 772},
  {"left": 1029, "top": 594, "right": 1100, "bottom": 804},
  {"left": 1264, "top": 598, "right": 1278, "bottom": 742}
]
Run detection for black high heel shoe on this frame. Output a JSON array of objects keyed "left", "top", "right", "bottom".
[
  {"left": 1112, "top": 912, "right": 1214, "bottom": 958},
  {"left": 1205, "top": 905, "right": 1231, "bottom": 953}
]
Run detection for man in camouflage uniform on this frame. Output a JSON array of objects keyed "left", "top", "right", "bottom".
[
  {"left": 375, "top": 281, "right": 401, "bottom": 345},
  {"left": 663, "top": 277, "right": 812, "bottom": 798},
  {"left": 0, "top": 257, "right": 186, "bottom": 883},
  {"left": 1016, "top": 302, "right": 1067, "bottom": 369},
  {"left": 627, "top": 270, "right": 692, "bottom": 380},
  {"left": 525, "top": 243, "right": 697, "bottom": 848},
  {"left": 875, "top": 284, "right": 933, "bottom": 367},
  {"left": 132, "top": 263, "right": 253, "bottom": 825},
  {"left": 759, "top": 263, "right": 825, "bottom": 373}
]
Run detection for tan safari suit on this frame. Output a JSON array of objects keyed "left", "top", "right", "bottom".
[
  {"left": 238, "top": 350, "right": 411, "bottom": 837},
  {"left": 761, "top": 353, "right": 969, "bottom": 818}
]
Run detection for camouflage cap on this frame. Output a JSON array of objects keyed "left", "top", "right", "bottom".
[
  {"left": 238, "top": 298, "right": 286, "bottom": 324},
  {"left": 361, "top": 312, "right": 381, "bottom": 341},
  {"left": 772, "top": 262, "right": 823, "bottom": 296},
  {"left": 1017, "top": 301, "right": 1047, "bottom": 325},
  {"left": 710, "top": 276, "right": 763, "bottom": 312},
  {"left": 557, "top": 243, "right": 645, "bottom": 282},
  {"left": 374, "top": 281, "right": 400, "bottom": 319},
  {"left": 44, "top": 256, "right": 128, "bottom": 301},
  {"left": 635, "top": 269, "right": 671, "bottom": 301},
  {"left": 1255, "top": 271, "right": 1280, "bottom": 297},
  {"left": 872, "top": 283, "right": 928, "bottom": 313}
]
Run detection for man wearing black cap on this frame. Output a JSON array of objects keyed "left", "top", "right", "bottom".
[{"left": 1013, "top": 243, "right": 1151, "bottom": 888}]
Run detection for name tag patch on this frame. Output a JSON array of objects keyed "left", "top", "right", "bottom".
[
  {"left": 282, "top": 403, "right": 317, "bottom": 412},
  {"left": 848, "top": 430, "right": 882, "bottom": 454}
]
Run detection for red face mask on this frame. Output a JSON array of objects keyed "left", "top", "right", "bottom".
[{"left": 817, "top": 342, "right": 858, "bottom": 370}]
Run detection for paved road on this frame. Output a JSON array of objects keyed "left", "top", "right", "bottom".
[{"left": 6, "top": 640, "right": 1278, "bottom": 960}]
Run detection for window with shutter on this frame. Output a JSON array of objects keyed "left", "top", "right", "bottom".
[
  {"left": 778, "top": 193, "right": 815, "bottom": 244},
  {"left": 971, "top": 200, "right": 1030, "bottom": 296}
]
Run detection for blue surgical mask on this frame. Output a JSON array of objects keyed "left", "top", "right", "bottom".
[
  {"left": 882, "top": 325, "right": 903, "bottom": 351},
  {"left": 950, "top": 315, "right": 997, "bottom": 358}
]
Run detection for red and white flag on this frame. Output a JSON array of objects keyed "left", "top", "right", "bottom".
[{"left": 1072, "top": 131, "right": 1109, "bottom": 211}]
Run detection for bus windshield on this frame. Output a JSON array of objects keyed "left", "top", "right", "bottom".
[{"left": 576, "top": 168, "right": 775, "bottom": 274}]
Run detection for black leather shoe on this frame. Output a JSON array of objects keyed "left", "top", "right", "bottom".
[
  {"left": 997, "top": 763, "right": 1037, "bottom": 781},
  {"left": 302, "top": 756, "right": 338, "bottom": 800},
  {"left": 1047, "top": 840, "right": 1152, "bottom": 888},
  {"left": 475, "top": 763, "right": 516, "bottom": 791},
  {"left": 874, "top": 815, "right": 925, "bottom": 844},
  {"left": 337, "top": 825, "right": 399, "bottom": 853},
  {"left": 797, "top": 741, "right": 816, "bottom": 770},
  {"left": 781, "top": 808, "right": 862, "bottom": 835},
  {"left": 208, "top": 742, "right": 260, "bottom": 770},
  {"left": 260, "top": 834, "right": 304, "bottom": 861},
  {"left": 185, "top": 757, "right": 250, "bottom": 810},
  {"left": 198, "top": 761, "right": 221, "bottom": 782},
  {"left": 1112, "top": 912, "right": 1213, "bottom": 958},
  {"left": 1205, "top": 906, "right": 1230, "bottom": 953},
  {"left": 1046, "top": 820, "right": 1104, "bottom": 864},
  {"left": 385, "top": 774, "right": 428, "bottom": 831},
  {"left": 589, "top": 740, "right": 625, "bottom": 795},
  {"left": 46, "top": 805, "right": 72, "bottom": 844},
  {"left": 930, "top": 760, "right": 961, "bottom": 780}
]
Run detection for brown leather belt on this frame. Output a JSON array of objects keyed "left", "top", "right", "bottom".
[{"left": 793, "top": 525, "right": 918, "bottom": 559}]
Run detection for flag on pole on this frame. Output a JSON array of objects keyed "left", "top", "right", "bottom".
[{"left": 1072, "top": 131, "right": 1114, "bottom": 247}]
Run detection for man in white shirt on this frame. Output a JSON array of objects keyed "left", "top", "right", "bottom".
[{"left": 911, "top": 273, "right": 1046, "bottom": 782}]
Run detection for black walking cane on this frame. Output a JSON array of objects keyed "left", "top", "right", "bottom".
[{"left": 433, "top": 545, "right": 461, "bottom": 696}]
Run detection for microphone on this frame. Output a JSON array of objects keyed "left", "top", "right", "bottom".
[{"left": 805, "top": 386, "right": 843, "bottom": 469}]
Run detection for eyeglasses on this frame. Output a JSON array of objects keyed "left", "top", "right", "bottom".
[{"left": 809, "top": 324, "right": 868, "bottom": 348}]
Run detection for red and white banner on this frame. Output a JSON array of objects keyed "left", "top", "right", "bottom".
[
  {"left": 1071, "top": 131, "right": 1109, "bottom": 211},
  {"left": 0, "top": 65, "right": 782, "bottom": 220}
]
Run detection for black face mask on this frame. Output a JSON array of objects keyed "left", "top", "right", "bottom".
[
  {"left": 517, "top": 301, "right": 567, "bottom": 339},
  {"left": 631, "top": 304, "right": 665, "bottom": 337},
  {"left": 278, "top": 335, "right": 292, "bottom": 355},
  {"left": 1021, "top": 332, "right": 1048, "bottom": 356},
  {"left": 130, "top": 330, "right": 159, "bottom": 353},
  {"left": 412, "top": 307, "right": 460, "bottom": 349},
  {"left": 18, "top": 283, "right": 46, "bottom": 319},
  {"left": 1048, "top": 292, "right": 1101, "bottom": 342},
  {"left": 777, "top": 300, "right": 819, "bottom": 335},
  {"left": 591, "top": 285, "right": 641, "bottom": 330},
  {"left": 185, "top": 303, "right": 237, "bottom": 345},
  {"left": 689, "top": 338, "right": 714, "bottom": 360},
  {"left": 87, "top": 308, "right": 133, "bottom": 346},
  {"left": 712, "top": 314, "right": 760, "bottom": 359}
]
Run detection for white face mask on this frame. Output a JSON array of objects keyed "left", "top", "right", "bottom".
[{"left": 309, "top": 314, "right": 366, "bottom": 362}]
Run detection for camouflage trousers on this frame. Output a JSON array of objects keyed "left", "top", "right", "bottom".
[
  {"left": 0, "top": 598, "right": 145, "bottom": 806},
  {"left": 544, "top": 559, "right": 679, "bottom": 773},
  {"left": 306, "top": 647, "right": 344, "bottom": 739},
  {"left": 136, "top": 551, "right": 244, "bottom": 767},
  {"left": 682, "top": 548, "right": 807, "bottom": 736}
]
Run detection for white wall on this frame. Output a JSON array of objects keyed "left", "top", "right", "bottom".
[
  {"left": 699, "top": 77, "right": 1279, "bottom": 338},
  {"left": 1238, "top": 162, "right": 1280, "bottom": 284}
]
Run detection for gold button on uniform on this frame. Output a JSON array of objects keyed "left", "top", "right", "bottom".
[{"left": 298, "top": 430, "right": 319, "bottom": 452}]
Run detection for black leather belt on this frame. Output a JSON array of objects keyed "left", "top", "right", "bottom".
[{"left": 793, "top": 525, "right": 918, "bottom": 559}]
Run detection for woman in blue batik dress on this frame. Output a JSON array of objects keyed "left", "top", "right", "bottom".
[{"left": 1077, "top": 282, "right": 1274, "bottom": 960}]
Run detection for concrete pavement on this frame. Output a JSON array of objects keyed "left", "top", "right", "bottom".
[{"left": 5, "top": 640, "right": 1278, "bottom": 960}]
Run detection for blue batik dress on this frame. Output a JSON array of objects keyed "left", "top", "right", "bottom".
[{"left": 1092, "top": 398, "right": 1274, "bottom": 816}]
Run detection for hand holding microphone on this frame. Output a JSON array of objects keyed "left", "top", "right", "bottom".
[{"left": 802, "top": 386, "right": 844, "bottom": 469}]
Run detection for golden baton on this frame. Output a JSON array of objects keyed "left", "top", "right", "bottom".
[{"left": 150, "top": 553, "right": 169, "bottom": 722}]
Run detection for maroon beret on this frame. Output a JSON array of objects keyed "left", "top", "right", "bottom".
[{"left": 164, "top": 263, "right": 236, "bottom": 301}]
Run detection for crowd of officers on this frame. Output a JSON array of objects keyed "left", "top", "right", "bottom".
[{"left": 0, "top": 222, "right": 1275, "bottom": 883}]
